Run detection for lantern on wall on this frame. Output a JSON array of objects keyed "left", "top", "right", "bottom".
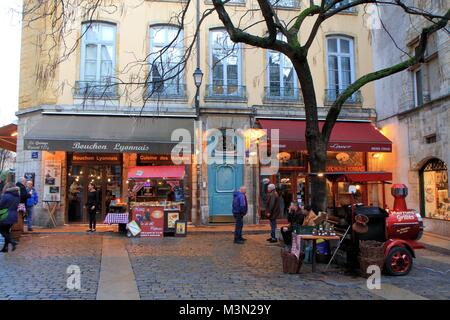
[
  {"left": 277, "top": 152, "right": 291, "bottom": 163},
  {"left": 336, "top": 152, "right": 350, "bottom": 164}
]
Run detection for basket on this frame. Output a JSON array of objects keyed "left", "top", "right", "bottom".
[
  {"left": 359, "top": 240, "right": 385, "bottom": 260},
  {"left": 358, "top": 256, "right": 384, "bottom": 278},
  {"left": 281, "top": 248, "right": 304, "bottom": 274}
]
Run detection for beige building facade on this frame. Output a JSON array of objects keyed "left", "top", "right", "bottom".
[{"left": 16, "top": 0, "right": 383, "bottom": 227}]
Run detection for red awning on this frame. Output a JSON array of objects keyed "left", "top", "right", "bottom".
[
  {"left": 258, "top": 119, "right": 392, "bottom": 152},
  {"left": 338, "top": 172, "right": 392, "bottom": 182},
  {"left": 0, "top": 123, "right": 17, "bottom": 152},
  {"left": 127, "top": 166, "right": 185, "bottom": 180}
]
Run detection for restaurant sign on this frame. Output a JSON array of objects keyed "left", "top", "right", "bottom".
[{"left": 24, "top": 139, "right": 185, "bottom": 154}]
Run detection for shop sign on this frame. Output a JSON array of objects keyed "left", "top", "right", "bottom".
[
  {"left": 137, "top": 154, "right": 191, "bottom": 165},
  {"left": 31, "top": 152, "right": 39, "bottom": 159},
  {"left": 131, "top": 205, "right": 164, "bottom": 237},
  {"left": 71, "top": 153, "right": 121, "bottom": 164},
  {"left": 43, "top": 160, "right": 62, "bottom": 202}
]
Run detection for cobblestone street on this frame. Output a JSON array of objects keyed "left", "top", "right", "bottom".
[{"left": 1, "top": 232, "right": 449, "bottom": 300}]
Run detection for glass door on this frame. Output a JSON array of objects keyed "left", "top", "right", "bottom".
[{"left": 68, "top": 165, "right": 85, "bottom": 223}]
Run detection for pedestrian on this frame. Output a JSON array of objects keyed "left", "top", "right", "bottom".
[
  {"left": 86, "top": 183, "right": 99, "bottom": 233},
  {"left": 232, "top": 186, "right": 248, "bottom": 244},
  {"left": 265, "top": 183, "right": 280, "bottom": 243},
  {"left": 0, "top": 182, "right": 20, "bottom": 252},
  {"left": 16, "top": 177, "right": 31, "bottom": 216},
  {"left": 302, "top": 205, "right": 318, "bottom": 226},
  {"left": 25, "top": 180, "right": 39, "bottom": 232},
  {"left": 280, "top": 202, "right": 305, "bottom": 246}
]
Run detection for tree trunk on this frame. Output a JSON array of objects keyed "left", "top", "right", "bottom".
[{"left": 293, "top": 57, "right": 328, "bottom": 212}]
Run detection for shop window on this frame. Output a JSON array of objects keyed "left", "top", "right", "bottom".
[
  {"left": 421, "top": 159, "right": 449, "bottom": 220},
  {"left": 78, "top": 22, "right": 117, "bottom": 97},
  {"left": 413, "top": 68, "right": 424, "bottom": 107},
  {"left": 425, "top": 134, "right": 437, "bottom": 144},
  {"left": 148, "top": 25, "right": 185, "bottom": 98},
  {"left": 326, "top": 152, "right": 365, "bottom": 172}
]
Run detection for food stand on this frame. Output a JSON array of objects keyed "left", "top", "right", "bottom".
[{"left": 127, "top": 166, "right": 186, "bottom": 237}]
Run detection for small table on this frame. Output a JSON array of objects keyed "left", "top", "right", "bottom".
[
  {"left": 43, "top": 201, "right": 60, "bottom": 228},
  {"left": 299, "top": 235, "right": 341, "bottom": 272},
  {"left": 104, "top": 212, "right": 129, "bottom": 233}
]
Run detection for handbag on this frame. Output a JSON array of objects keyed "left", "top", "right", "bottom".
[{"left": 0, "top": 208, "right": 8, "bottom": 222}]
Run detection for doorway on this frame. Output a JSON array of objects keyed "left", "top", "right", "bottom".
[{"left": 67, "top": 163, "right": 122, "bottom": 223}]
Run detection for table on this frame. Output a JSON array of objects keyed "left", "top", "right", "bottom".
[
  {"left": 298, "top": 235, "right": 341, "bottom": 272},
  {"left": 104, "top": 212, "right": 129, "bottom": 233},
  {"left": 43, "top": 201, "right": 60, "bottom": 228}
]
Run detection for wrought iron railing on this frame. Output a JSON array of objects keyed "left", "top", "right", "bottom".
[
  {"left": 205, "top": 84, "right": 247, "bottom": 100},
  {"left": 324, "top": 89, "right": 362, "bottom": 105},
  {"left": 264, "top": 86, "right": 302, "bottom": 102},
  {"left": 73, "top": 81, "right": 118, "bottom": 98},
  {"left": 144, "top": 82, "right": 187, "bottom": 99},
  {"left": 269, "top": 0, "right": 301, "bottom": 9}
]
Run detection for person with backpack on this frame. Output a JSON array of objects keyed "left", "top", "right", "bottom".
[
  {"left": 0, "top": 182, "right": 20, "bottom": 252},
  {"left": 25, "top": 180, "right": 39, "bottom": 232},
  {"left": 232, "top": 186, "right": 248, "bottom": 244}
]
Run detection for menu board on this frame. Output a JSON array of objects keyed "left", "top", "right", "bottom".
[
  {"left": 131, "top": 205, "right": 164, "bottom": 237},
  {"left": 43, "top": 160, "right": 62, "bottom": 202}
]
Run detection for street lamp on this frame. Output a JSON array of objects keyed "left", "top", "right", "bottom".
[
  {"left": 192, "top": 67, "right": 203, "bottom": 225},
  {"left": 193, "top": 67, "right": 203, "bottom": 118}
]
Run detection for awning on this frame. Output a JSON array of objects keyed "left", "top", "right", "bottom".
[
  {"left": 258, "top": 119, "right": 392, "bottom": 152},
  {"left": 0, "top": 123, "right": 17, "bottom": 152},
  {"left": 24, "top": 115, "right": 193, "bottom": 154},
  {"left": 334, "top": 172, "right": 393, "bottom": 182},
  {"left": 128, "top": 166, "right": 185, "bottom": 179}
]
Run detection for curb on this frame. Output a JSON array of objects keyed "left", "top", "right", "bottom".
[{"left": 418, "top": 242, "right": 450, "bottom": 255}]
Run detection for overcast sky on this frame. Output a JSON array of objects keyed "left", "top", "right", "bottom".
[{"left": 0, "top": 0, "right": 22, "bottom": 127}]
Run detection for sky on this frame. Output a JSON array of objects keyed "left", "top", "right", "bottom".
[{"left": 0, "top": 0, "right": 22, "bottom": 127}]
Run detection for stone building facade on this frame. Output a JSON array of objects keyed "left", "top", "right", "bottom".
[
  {"left": 373, "top": 0, "right": 450, "bottom": 236},
  {"left": 16, "top": 0, "right": 380, "bottom": 227}
]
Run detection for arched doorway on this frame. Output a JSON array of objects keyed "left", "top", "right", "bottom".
[{"left": 420, "top": 158, "right": 449, "bottom": 220}]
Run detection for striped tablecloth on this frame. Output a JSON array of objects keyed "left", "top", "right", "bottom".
[{"left": 104, "top": 212, "right": 129, "bottom": 225}]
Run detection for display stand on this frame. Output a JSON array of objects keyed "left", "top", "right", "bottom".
[
  {"left": 43, "top": 201, "right": 60, "bottom": 228},
  {"left": 298, "top": 235, "right": 340, "bottom": 272}
]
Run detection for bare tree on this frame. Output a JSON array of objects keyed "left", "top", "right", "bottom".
[{"left": 18, "top": 0, "right": 449, "bottom": 210}]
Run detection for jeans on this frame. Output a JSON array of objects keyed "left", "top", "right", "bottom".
[
  {"left": 0, "top": 224, "right": 15, "bottom": 249},
  {"left": 233, "top": 214, "right": 243, "bottom": 240},
  {"left": 89, "top": 208, "right": 96, "bottom": 230},
  {"left": 26, "top": 206, "right": 33, "bottom": 230},
  {"left": 270, "top": 219, "right": 277, "bottom": 240}
]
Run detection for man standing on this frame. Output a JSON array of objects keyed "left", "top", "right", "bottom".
[
  {"left": 265, "top": 184, "right": 280, "bottom": 243},
  {"left": 16, "top": 177, "right": 31, "bottom": 218},
  {"left": 25, "top": 181, "right": 39, "bottom": 232},
  {"left": 232, "top": 186, "right": 248, "bottom": 244}
]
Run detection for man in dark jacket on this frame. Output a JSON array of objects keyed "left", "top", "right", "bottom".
[
  {"left": 232, "top": 186, "right": 248, "bottom": 244},
  {"left": 265, "top": 184, "right": 280, "bottom": 243},
  {"left": 281, "top": 202, "right": 305, "bottom": 246},
  {"left": 0, "top": 182, "right": 20, "bottom": 252}
]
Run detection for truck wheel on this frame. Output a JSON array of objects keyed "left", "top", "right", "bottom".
[{"left": 385, "top": 247, "right": 413, "bottom": 276}]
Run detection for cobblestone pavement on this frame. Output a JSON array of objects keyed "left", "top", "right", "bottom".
[
  {"left": 1, "top": 232, "right": 449, "bottom": 300},
  {"left": 0, "top": 234, "right": 102, "bottom": 300}
]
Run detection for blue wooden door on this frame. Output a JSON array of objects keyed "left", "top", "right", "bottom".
[{"left": 208, "top": 163, "right": 243, "bottom": 216}]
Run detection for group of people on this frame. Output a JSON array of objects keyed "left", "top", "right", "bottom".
[
  {"left": 0, "top": 177, "right": 39, "bottom": 253},
  {"left": 232, "top": 183, "right": 318, "bottom": 245}
]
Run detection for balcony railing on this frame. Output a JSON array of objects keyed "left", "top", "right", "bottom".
[
  {"left": 269, "top": 0, "right": 301, "bottom": 9},
  {"left": 264, "top": 86, "right": 302, "bottom": 103},
  {"left": 205, "top": 84, "right": 247, "bottom": 101},
  {"left": 325, "top": 89, "right": 362, "bottom": 105},
  {"left": 144, "top": 83, "right": 187, "bottom": 100},
  {"left": 73, "top": 81, "right": 118, "bottom": 98}
]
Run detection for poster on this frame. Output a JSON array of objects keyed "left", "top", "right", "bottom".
[
  {"left": 43, "top": 160, "right": 61, "bottom": 202},
  {"left": 131, "top": 205, "right": 164, "bottom": 237},
  {"left": 424, "top": 171, "right": 437, "bottom": 218}
]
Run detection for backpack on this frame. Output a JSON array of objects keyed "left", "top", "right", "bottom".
[
  {"left": 232, "top": 192, "right": 241, "bottom": 215},
  {"left": 0, "top": 208, "right": 8, "bottom": 222}
]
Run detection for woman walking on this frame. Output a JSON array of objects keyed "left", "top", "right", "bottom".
[
  {"left": 86, "top": 183, "right": 99, "bottom": 233},
  {"left": 0, "top": 182, "right": 20, "bottom": 252}
]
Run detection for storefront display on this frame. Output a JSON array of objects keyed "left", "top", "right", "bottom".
[
  {"left": 131, "top": 204, "right": 164, "bottom": 237},
  {"left": 43, "top": 160, "right": 62, "bottom": 202},
  {"left": 422, "top": 159, "right": 449, "bottom": 221}
]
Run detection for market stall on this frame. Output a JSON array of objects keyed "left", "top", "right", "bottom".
[{"left": 127, "top": 166, "right": 186, "bottom": 237}]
